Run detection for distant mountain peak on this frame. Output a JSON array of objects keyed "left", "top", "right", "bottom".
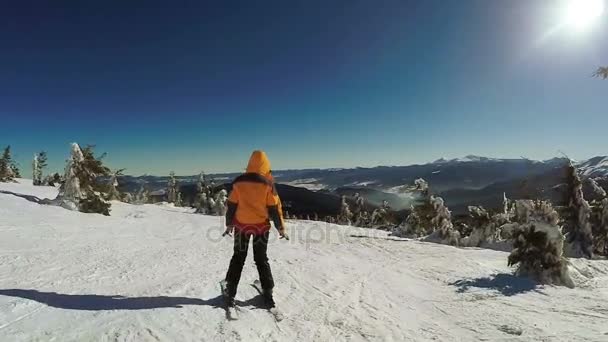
[{"left": 432, "top": 155, "right": 497, "bottom": 164}]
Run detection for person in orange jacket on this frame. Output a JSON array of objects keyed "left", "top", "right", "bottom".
[{"left": 222, "top": 150, "right": 288, "bottom": 308}]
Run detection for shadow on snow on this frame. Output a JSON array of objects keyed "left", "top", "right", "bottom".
[
  {"left": 0, "top": 289, "right": 225, "bottom": 311},
  {"left": 449, "top": 273, "right": 544, "bottom": 297}
]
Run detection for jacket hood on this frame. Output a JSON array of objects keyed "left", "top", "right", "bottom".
[{"left": 246, "top": 150, "right": 271, "bottom": 176}]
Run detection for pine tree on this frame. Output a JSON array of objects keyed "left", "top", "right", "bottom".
[
  {"left": 106, "top": 169, "right": 124, "bottom": 201},
  {"left": 0, "top": 146, "right": 16, "bottom": 182},
  {"left": 33, "top": 151, "right": 48, "bottom": 185},
  {"left": 57, "top": 143, "right": 85, "bottom": 203},
  {"left": 214, "top": 189, "right": 228, "bottom": 216},
  {"left": 32, "top": 154, "right": 41, "bottom": 186},
  {"left": 195, "top": 172, "right": 210, "bottom": 213},
  {"left": 136, "top": 185, "right": 149, "bottom": 204},
  {"left": 167, "top": 172, "right": 178, "bottom": 203},
  {"left": 507, "top": 200, "right": 574, "bottom": 288},
  {"left": 55, "top": 143, "right": 111, "bottom": 215},
  {"left": 338, "top": 195, "right": 353, "bottom": 225},
  {"left": 563, "top": 163, "right": 594, "bottom": 258},
  {"left": 175, "top": 192, "right": 183, "bottom": 207}
]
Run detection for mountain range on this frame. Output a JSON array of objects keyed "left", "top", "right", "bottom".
[{"left": 117, "top": 155, "right": 608, "bottom": 217}]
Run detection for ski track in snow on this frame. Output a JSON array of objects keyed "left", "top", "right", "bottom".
[{"left": 1, "top": 180, "right": 608, "bottom": 341}]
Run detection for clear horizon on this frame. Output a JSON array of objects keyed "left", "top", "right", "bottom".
[{"left": 1, "top": 1, "right": 606, "bottom": 176}]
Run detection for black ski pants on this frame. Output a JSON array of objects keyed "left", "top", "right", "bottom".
[{"left": 225, "top": 230, "right": 274, "bottom": 298}]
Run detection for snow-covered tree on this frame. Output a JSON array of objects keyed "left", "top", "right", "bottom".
[
  {"left": 0, "top": 146, "right": 16, "bottom": 182},
  {"left": 55, "top": 143, "right": 111, "bottom": 215},
  {"left": 123, "top": 192, "right": 133, "bottom": 203},
  {"left": 57, "top": 143, "right": 86, "bottom": 203},
  {"left": 563, "top": 163, "right": 594, "bottom": 258},
  {"left": 460, "top": 205, "right": 511, "bottom": 248},
  {"left": 353, "top": 193, "right": 365, "bottom": 214},
  {"left": 425, "top": 196, "right": 460, "bottom": 246},
  {"left": 32, "top": 151, "right": 48, "bottom": 186},
  {"left": 507, "top": 199, "right": 574, "bottom": 288},
  {"left": 32, "top": 154, "right": 42, "bottom": 186},
  {"left": 338, "top": 195, "right": 353, "bottom": 225},
  {"left": 214, "top": 189, "right": 228, "bottom": 216},
  {"left": 175, "top": 192, "right": 183, "bottom": 207},
  {"left": 371, "top": 200, "right": 391, "bottom": 227},
  {"left": 196, "top": 192, "right": 209, "bottom": 214},
  {"left": 195, "top": 172, "right": 211, "bottom": 214},
  {"left": 136, "top": 185, "right": 149, "bottom": 205},
  {"left": 167, "top": 172, "right": 178, "bottom": 203},
  {"left": 414, "top": 178, "right": 429, "bottom": 195},
  {"left": 106, "top": 169, "right": 124, "bottom": 201},
  {"left": 393, "top": 178, "right": 458, "bottom": 245}
]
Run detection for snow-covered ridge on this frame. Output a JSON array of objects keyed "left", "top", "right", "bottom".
[
  {"left": 578, "top": 156, "right": 608, "bottom": 177},
  {"left": 432, "top": 155, "right": 503, "bottom": 164},
  {"left": 1, "top": 180, "right": 607, "bottom": 341}
]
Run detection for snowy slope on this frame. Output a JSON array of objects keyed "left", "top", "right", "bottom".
[
  {"left": 578, "top": 156, "right": 608, "bottom": 177},
  {"left": 1, "top": 181, "right": 608, "bottom": 341}
]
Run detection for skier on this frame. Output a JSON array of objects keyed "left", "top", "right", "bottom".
[{"left": 222, "top": 150, "right": 289, "bottom": 311}]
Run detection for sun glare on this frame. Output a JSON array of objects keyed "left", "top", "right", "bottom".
[{"left": 563, "top": 0, "right": 605, "bottom": 32}]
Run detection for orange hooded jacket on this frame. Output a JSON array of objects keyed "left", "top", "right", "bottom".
[{"left": 226, "top": 151, "right": 285, "bottom": 235}]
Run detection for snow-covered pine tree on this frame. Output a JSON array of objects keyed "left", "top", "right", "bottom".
[
  {"left": 353, "top": 193, "right": 365, "bottom": 214},
  {"left": 392, "top": 178, "right": 458, "bottom": 245},
  {"left": 507, "top": 199, "right": 574, "bottom": 288},
  {"left": 0, "top": 146, "right": 16, "bottom": 182},
  {"left": 135, "top": 185, "right": 149, "bottom": 204},
  {"left": 106, "top": 169, "right": 124, "bottom": 201},
  {"left": 207, "top": 196, "right": 216, "bottom": 214},
  {"left": 460, "top": 205, "right": 510, "bottom": 247},
  {"left": 33, "top": 151, "right": 48, "bottom": 185},
  {"left": 32, "top": 154, "right": 41, "bottom": 186},
  {"left": 338, "top": 195, "right": 353, "bottom": 225},
  {"left": 214, "top": 189, "right": 228, "bottom": 216},
  {"left": 195, "top": 172, "right": 210, "bottom": 214},
  {"left": 122, "top": 192, "right": 133, "bottom": 203},
  {"left": 57, "top": 143, "right": 86, "bottom": 204},
  {"left": 371, "top": 200, "right": 391, "bottom": 227},
  {"left": 55, "top": 143, "right": 112, "bottom": 215},
  {"left": 563, "top": 163, "right": 594, "bottom": 258},
  {"left": 425, "top": 196, "right": 460, "bottom": 245},
  {"left": 167, "top": 172, "right": 178, "bottom": 203}
]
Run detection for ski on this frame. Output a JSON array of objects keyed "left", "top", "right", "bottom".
[
  {"left": 219, "top": 280, "right": 239, "bottom": 321},
  {"left": 251, "top": 280, "right": 284, "bottom": 322}
]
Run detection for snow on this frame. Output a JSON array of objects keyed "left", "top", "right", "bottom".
[
  {"left": 1, "top": 180, "right": 608, "bottom": 341},
  {"left": 281, "top": 178, "right": 326, "bottom": 191},
  {"left": 432, "top": 155, "right": 501, "bottom": 164},
  {"left": 346, "top": 180, "right": 378, "bottom": 187},
  {"left": 578, "top": 156, "right": 608, "bottom": 177}
]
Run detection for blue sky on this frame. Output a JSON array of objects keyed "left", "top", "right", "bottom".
[{"left": 1, "top": 0, "right": 606, "bottom": 176}]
